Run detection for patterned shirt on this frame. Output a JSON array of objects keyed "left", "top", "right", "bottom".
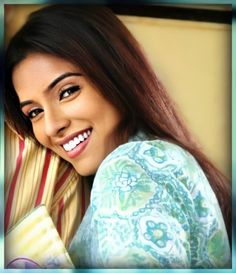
[{"left": 68, "top": 132, "right": 231, "bottom": 268}]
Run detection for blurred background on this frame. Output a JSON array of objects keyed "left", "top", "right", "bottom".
[{"left": 4, "top": 4, "right": 232, "bottom": 178}]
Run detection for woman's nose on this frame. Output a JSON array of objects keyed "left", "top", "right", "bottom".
[{"left": 44, "top": 108, "right": 70, "bottom": 137}]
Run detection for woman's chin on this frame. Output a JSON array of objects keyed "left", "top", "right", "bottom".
[{"left": 73, "top": 163, "right": 97, "bottom": 177}]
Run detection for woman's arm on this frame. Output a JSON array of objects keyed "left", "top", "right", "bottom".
[{"left": 69, "top": 139, "right": 230, "bottom": 268}]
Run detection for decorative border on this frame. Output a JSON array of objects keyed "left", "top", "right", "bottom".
[{"left": 0, "top": 0, "right": 235, "bottom": 272}]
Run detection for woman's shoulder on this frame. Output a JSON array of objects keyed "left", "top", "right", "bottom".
[
  {"left": 93, "top": 134, "right": 212, "bottom": 207},
  {"left": 90, "top": 134, "right": 231, "bottom": 268},
  {"left": 95, "top": 134, "right": 220, "bottom": 211},
  {"left": 99, "top": 134, "right": 203, "bottom": 182}
]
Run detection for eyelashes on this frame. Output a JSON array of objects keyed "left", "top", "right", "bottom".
[
  {"left": 59, "top": 85, "right": 81, "bottom": 100},
  {"left": 27, "top": 108, "right": 43, "bottom": 119},
  {"left": 25, "top": 85, "right": 81, "bottom": 120}
]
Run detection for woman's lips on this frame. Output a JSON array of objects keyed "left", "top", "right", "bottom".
[
  {"left": 57, "top": 128, "right": 92, "bottom": 159},
  {"left": 62, "top": 129, "right": 91, "bottom": 152},
  {"left": 66, "top": 135, "right": 91, "bottom": 159}
]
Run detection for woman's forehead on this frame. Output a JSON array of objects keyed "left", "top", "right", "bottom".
[{"left": 12, "top": 53, "right": 81, "bottom": 94}]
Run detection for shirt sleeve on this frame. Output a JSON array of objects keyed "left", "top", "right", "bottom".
[{"left": 69, "top": 139, "right": 231, "bottom": 268}]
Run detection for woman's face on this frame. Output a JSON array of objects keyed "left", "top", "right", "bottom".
[{"left": 13, "top": 53, "right": 125, "bottom": 176}]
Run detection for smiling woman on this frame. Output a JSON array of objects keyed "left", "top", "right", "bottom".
[
  {"left": 12, "top": 53, "right": 124, "bottom": 176},
  {"left": 4, "top": 4, "right": 231, "bottom": 269}
]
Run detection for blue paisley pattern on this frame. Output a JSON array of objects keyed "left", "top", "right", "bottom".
[{"left": 68, "top": 132, "right": 231, "bottom": 268}]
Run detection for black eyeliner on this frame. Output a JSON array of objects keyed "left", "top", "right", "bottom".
[{"left": 59, "top": 85, "right": 81, "bottom": 100}]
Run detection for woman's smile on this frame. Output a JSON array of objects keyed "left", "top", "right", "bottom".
[
  {"left": 60, "top": 128, "right": 92, "bottom": 153},
  {"left": 13, "top": 53, "right": 125, "bottom": 176},
  {"left": 59, "top": 128, "right": 92, "bottom": 158}
]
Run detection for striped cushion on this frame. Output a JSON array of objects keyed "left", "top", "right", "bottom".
[
  {"left": 5, "top": 123, "right": 91, "bottom": 247},
  {"left": 5, "top": 205, "right": 74, "bottom": 269}
]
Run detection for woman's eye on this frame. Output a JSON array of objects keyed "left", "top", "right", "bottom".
[
  {"left": 28, "top": 108, "right": 43, "bottom": 119},
  {"left": 59, "top": 85, "right": 80, "bottom": 101}
]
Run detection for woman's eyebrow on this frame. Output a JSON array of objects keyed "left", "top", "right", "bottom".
[
  {"left": 20, "top": 100, "right": 33, "bottom": 109},
  {"left": 20, "top": 72, "right": 82, "bottom": 109},
  {"left": 47, "top": 72, "right": 82, "bottom": 90}
]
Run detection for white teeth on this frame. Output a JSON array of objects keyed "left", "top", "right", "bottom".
[
  {"left": 64, "top": 143, "right": 70, "bottom": 152},
  {"left": 79, "top": 135, "right": 84, "bottom": 141},
  {"left": 74, "top": 137, "right": 80, "bottom": 145},
  {"left": 62, "top": 129, "right": 92, "bottom": 152},
  {"left": 69, "top": 140, "right": 76, "bottom": 149}
]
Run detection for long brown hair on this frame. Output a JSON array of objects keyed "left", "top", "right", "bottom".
[{"left": 4, "top": 5, "right": 231, "bottom": 238}]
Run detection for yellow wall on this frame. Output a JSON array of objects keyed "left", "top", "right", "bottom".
[
  {"left": 5, "top": 5, "right": 231, "bottom": 177},
  {"left": 121, "top": 16, "right": 231, "bottom": 178}
]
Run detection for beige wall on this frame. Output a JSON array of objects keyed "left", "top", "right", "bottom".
[
  {"left": 121, "top": 16, "right": 231, "bottom": 178},
  {"left": 5, "top": 5, "right": 231, "bottom": 177}
]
